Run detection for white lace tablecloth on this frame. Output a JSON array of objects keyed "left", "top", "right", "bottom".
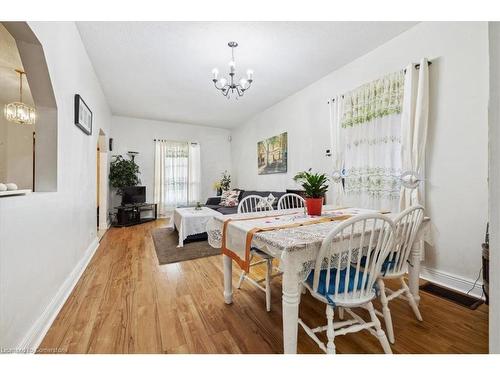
[
  {"left": 172, "top": 207, "right": 222, "bottom": 247},
  {"left": 207, "top": 206, "right": 431, "bottom": 280}
]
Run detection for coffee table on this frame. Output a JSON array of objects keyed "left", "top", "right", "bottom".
[{"left": 173, "top": 207, "right": 222, "bottom": 247}]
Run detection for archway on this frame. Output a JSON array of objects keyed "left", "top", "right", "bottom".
[{"left": 97, "top": 129, "right": 108, "bottom": 238}]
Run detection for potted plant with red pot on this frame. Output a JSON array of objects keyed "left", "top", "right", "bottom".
[{"left": 293, "top": 170, "right": 329, "bottom": 216}]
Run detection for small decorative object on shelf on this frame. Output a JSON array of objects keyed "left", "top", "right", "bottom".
[
  {"left": 220, "top": 170, "right": 231, "bottom": 192},
  {"left": 0, "top": 183, "right": 7, "bottom": 191},
  {"left": 293, "top": 169, "right": 329, "bottom": 216},
  {"left": 6, "top": 183, "right": 18, "bottom": 191},
  {"left": 195, "top": 201, "right": 202, "bottom": 210}
]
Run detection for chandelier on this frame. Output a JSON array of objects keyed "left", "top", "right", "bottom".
[
  {"left": 4, "top": 69, "right": 36, "bottom": 125},
  {"left": 211, "top": 41, "right": 253, "bottom": 99}
]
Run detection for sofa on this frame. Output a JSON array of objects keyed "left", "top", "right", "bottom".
[{"left": 205, "top": 190, "right": 287, "bottom": 215}]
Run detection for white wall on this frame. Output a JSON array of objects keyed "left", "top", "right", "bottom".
[
  {"left": 0, "top": 22, "right": 112, "bottom": 350},
  {"left": 488, "top": 21, "right": 500, "bottom": 354},
  {"left": 110, "top": 116, "right": 232, "bottom": 207},
  {"left": 231, "top": 22, "right": 489, "bottom": 291}
]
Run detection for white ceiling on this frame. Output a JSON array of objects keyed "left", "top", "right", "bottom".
[{"left": 77, "top": 22, "right": 417, "bottom": 128}]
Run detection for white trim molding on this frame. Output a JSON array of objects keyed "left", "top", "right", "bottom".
[
  {"left": 16, "top": 237, "right": 100, "bottom": 353},
  {"left": 420, "top": 266, "right": 484, "bottom": 299}
]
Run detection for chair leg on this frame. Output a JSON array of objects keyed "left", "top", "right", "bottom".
[
  {"left": 265, "top": 258, "right": 272, "bottom": 312},
  {"left": 377, "top": 278, "right": 395, "bottom": 344},
  {"left": 401, "top": 277, "right": 423, "bottom": 321},
  {"left": 367, "top": 301, "right": 392, "bottom": 354},
  {"left": 237, "top": 253, "right": 254, "bottom": 289},
  {"left": 326, "top": 305, "right": 336, "bottom": 354},
  {"left": 338, "top": 307, "right": 344, "bottom": 320},
  {"left": 237, "top": 271, "right": 246, "bottom": 289}
]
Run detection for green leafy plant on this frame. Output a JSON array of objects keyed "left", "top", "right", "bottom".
[
  {"left": 109, "top": 155, "right": 141, "bottom": 195},
  {"left": 293, "top": 169, "right": 329, "bottom": 198},
  {"left": 220, "top": 170, "right": 231, "bottom": 191}
]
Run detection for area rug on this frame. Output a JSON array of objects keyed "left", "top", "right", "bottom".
[{"left": 151, "top": 227, "right": 220, "bottom": 265}]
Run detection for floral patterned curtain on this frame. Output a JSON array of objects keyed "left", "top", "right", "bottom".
[{"left": 340, "top": 71, "right": 405, "bottom": 212}]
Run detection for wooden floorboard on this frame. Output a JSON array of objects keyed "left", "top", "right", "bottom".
[{"left": 38, "top": 219, "right": 489, "bottom": 354}]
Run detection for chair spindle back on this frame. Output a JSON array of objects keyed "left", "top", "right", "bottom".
[{"left": 312, "top": 214, "right": 396, "bottom": 302}]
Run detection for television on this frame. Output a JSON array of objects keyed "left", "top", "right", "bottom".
[{"left": 121, "top": 186, "right": 146, "bottom": 205}]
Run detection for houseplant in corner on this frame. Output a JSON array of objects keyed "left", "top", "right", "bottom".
[
  {"left": 293, "top": 169, "right": 329, "bottom": 216},
  {"left": 109, "top": 155, "right": 141, "bottom": 195}
]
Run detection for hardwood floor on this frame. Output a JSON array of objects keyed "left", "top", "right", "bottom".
[{"left": 38, "top": 219, "right": 488, "bottom": 354}]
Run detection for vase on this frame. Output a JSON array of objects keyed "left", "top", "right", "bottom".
[
  {"left": 217, "top": 188, "right": 222, "bottom": 196},
  {"left": 305, "top": 197, "right": 323, "bottom": 216}
]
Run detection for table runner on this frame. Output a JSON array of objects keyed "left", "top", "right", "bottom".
[{"left": 221, "top": 208, "right": 355, "bottom": 272}]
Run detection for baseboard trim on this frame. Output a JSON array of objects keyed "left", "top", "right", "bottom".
[
  {"left": 17, "top": 237, "right": 100, "bottom": 353},
  {"left": 420, "top": 266, "right": 484, "bottom": 299}
]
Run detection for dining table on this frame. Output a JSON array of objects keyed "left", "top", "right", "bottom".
[{"left": 206, "top": 205, "right": 431, "bottom": 354}]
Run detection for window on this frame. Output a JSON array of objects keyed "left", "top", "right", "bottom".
[{"left": 154, "top": 140, "right": 201, "bottom": 215}]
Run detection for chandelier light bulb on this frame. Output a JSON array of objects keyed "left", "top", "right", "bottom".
[
  {"left": 211, "top": 41, "right": 253, "bottom": 99},
  {"left": 3, "top": 69, "right": 36, "bottom": 125}
]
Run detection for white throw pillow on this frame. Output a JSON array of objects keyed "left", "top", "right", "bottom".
[{"left": 256, "top": 193, "right": 276, "bottom": 209}]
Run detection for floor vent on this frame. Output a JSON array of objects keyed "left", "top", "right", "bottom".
[{"left": 420, "top": 282, "right": 484, "bottom": 310}]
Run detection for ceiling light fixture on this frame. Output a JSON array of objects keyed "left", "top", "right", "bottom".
[
  {"left": 4, "top": 69, "right": 36, "bottom": 125},
  {"left": 211, "top": 41, "right": 253, "bottom": 99}
]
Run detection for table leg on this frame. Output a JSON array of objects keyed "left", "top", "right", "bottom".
[
  {"left": 408, "top": 239, "right": 423, "bottom": 305},
  {"left": 223, "top": 254, "right": 233, "bottom": 304},
  {"left": 282, "top": 255, "right": 300, "bottom": 354},
  {"left": 177, "top": 226, "right": 184, "bottom": 247}
]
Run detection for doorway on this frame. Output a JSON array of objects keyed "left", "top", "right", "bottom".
[{"left": 97, "top": 129, "right": 108, "bottom": 239}]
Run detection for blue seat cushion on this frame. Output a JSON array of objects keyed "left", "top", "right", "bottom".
[
  {"left": 305, "top": 266, "right": 371, "bottom": 301},
  {"left": 359, "top": 253, "right": 396, "bottom": 274}
]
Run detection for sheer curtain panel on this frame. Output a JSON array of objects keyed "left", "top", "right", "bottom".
[
  {"left": 340, "top": 71, "right": 405, "bottom": 212},
  {"left": 154, "top": 140, "right": 201, "bottom": 214}
]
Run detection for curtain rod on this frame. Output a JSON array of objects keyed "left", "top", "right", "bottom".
[
  {"left": 327, "top": 60, "right": 432, "bottom": 104},
  {"left": 154, "top": 139, "right": 198, "bottom": 145}
]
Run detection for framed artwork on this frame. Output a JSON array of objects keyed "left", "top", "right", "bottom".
[
  {"left": 257, "top": 132, "right": 288, "bottom": 175},
  {"left": 74, "top": 94, "right": 92, "bottom": 135}
]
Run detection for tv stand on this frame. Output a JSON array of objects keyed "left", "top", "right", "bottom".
[{"left": 113, "top": 202, "right": 157, "bottom": 227}]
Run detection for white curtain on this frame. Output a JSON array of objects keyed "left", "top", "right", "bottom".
[
  {"left": 399, "top": 58, "right": 430, "bottom": 210},
  {"left": 337, "top": 71, "right": 405, "bottom": 213},
  {"left": 329, "top": 95, "right": 345, "bottom": 207},
  {"left": 154, "top": 140, "right": 167, "bottom": 216},
  {"left": 154, "top": 140, "right": 201, "bottom": 215},
  {"left": 188, "top": 142, "right": 201, "bottom": 205}
]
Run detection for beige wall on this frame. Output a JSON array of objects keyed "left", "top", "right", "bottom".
[{"left": 0, "top": 113, "right": 34, "bottom": 189}]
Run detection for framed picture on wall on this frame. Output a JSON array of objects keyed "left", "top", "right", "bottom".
[
  {"left": 74, "top": 94, "right": 92, "bottom": 135},
  {"left": 257, "top": 132, "right": 288, "bottom": 175}
]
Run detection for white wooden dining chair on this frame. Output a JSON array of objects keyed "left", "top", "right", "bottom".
[
  {"left": 237, "top": 194, "right": 273, "bottom": 214},
  {"left": 375, "top": 205, "right": 424, "bottom": 344},
  {"left": 299, "top": 214, "right": 396, "bottom": 354},
  {"left": 277, "top": 193, "right": 305, "bottom": 210},
  {"left": 236, "top": 195, "right": 280, "bottom": 312}
]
